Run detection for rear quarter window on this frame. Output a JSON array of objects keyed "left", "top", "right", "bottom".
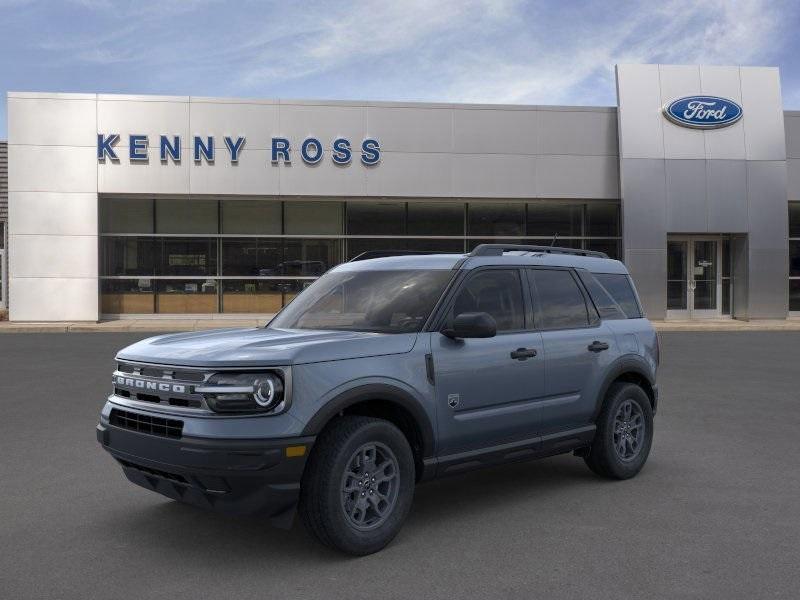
[
  {"left": 577, "top": 271, "right": 626, "bottom": 320},
  {"left": 593, "top": 273, "right": 643, "bottom": 319}
]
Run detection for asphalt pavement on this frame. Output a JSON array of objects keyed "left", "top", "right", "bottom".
[{"left": 1, "top": 332, "right": 798, "bottom": 599}]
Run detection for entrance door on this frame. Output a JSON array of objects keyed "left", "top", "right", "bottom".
[{"left": 667, "top": 236, "right": 723, "bottom": 319}]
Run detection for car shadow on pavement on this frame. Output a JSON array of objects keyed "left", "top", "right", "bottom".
[{"left": 93, "top": 453, "right": 606, "bottom": 562}]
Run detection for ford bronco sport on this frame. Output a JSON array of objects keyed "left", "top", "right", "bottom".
[{"left": 97, "top": 244, "right": 659, "bottom": 555}]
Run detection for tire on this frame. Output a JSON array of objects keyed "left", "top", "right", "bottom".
[
  {"left": 299, "top": 415, "right": 415, "bottom": 555},
  {"left": 584, "top": 382, "right": 654, "bottom": 480}
]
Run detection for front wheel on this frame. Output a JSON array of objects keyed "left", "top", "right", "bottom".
[
  {"left": 584, "top": 382, "right": 654, "bottom": 479},
  {"left": 299, "top": 416, "right": 415, "bottom": 555}
]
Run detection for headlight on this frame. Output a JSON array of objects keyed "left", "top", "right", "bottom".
[{"left": 197, "top": 372, "right": 285, "bottom": 414}]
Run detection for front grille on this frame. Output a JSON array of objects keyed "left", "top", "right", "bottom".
[
  {"left": 113, "top": 362, "right": 209, "bottom": 411},
  {"left": 118, "top": 362, "right": 204, "bottom": 382},
  {"left": 109, "top": 408, "right": 183, "bottom": 439}
]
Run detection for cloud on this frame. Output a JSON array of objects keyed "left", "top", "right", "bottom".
[
  {"left": 3, "top": 0, "right": 799, "bottom": 112},
  {"left": 236, "top": 0, "right": 518, "bottom": 88},
  {"left": 439, "top": 0, "right": 795, "bottom": 105}
]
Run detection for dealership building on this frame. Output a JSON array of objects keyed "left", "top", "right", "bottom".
[{"left": 3, "top": 63, "right": 800, "bottom": 321}]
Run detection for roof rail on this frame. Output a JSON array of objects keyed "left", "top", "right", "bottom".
[
  {"left": 469, "top": 243, "right": 608, "bottom": 259},
  {"left": 348, "top": 250, "right": 449, "bottom": 262}
]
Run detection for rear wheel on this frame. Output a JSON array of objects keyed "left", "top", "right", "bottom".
[
  {"left": 584, "top": 382, "right": 653, "bottom": 479},
  {"left": 299, "top": 416, "right": 415, "bottom": 555}
]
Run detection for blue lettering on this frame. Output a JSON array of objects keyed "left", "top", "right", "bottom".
[
  {"left": 361, "top": 138, "right": 381, "bottom": 165},
  {"left": 160, "top": 135, "right": 181, "bottom": 162},
  {"left": 301, "top": 137, "right": 323, "bottom": 164},
  {"left": 129, "top": 135, "right": 148, "bottom": 161},
  {"left": 194, "top": 136, "right": 215, "bottom": 162},
  {"left": 271, "top": 137, "right": 291, "bottom": 163},
  {"left": 224, "top": 136, "right": 246, "bottom": 162},
  {"left": 97, "top": 133, "right": 120, "bottom": 161},
  {"left": 332, "top": 138, "right": 352, "bottom": 165}
]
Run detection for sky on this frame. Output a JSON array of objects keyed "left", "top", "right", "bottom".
[{"left": 2, "top": 0, "right": 800, "bottom": 139}]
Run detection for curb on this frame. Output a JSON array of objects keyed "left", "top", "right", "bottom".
[{"left": 1, "top": 319, "right": 800, "bottom": 334}]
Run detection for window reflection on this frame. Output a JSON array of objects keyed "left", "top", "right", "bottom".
[{"left": 99, "top": 198, "right": 623, "bottom": 314}]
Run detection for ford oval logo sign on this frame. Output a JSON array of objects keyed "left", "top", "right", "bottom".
[{"left": 663, "top": 96, "right": 743, "bottom": 129}]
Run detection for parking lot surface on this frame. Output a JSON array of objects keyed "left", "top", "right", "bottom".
[{"left": 1, "top": 332, "right": 799, "bottom": 599}]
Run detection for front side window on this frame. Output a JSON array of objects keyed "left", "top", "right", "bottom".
[
  {"left": 448, "top": 269, "right": 525, "bottom": 332},
  {"left": 270, "top": 269, "right": 453, "bottom": 333},
  {"left": 594, "top": 273, "right": 642, "bottom": 318},
  {"left": 530, "top": 269, "right": 589, "bottom": 330}
]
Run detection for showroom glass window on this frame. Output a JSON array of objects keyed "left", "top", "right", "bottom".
[
  {"left": 790, "top": 202, "right": 800, "bottom": 313},
  {"left": 100, "top": 198, "right": 622, "bottom": 315}
]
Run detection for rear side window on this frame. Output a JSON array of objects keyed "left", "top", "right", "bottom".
[
  {"left": 594, "top": 273, "right": 642, "bottom": 318},
  {"left": 529, "top": 269, "right": 589, "bottom": 330},
  {"left": 577, "top": 271, "right": 626, "bottom": 320},
  {"left": 449, "top": 269, "right": 525, "bottom": 331}
]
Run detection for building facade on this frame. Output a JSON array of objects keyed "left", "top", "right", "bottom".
[
  {"left": 0, "top": 141, "right": 7, "bottom": 311},
  {"left": 6, "top": 64, "right": 800, "bottom": 321}
]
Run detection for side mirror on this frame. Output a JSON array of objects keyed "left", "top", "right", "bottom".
[{"left": 442, "top": 312, "right": 497, "bottom": 339}]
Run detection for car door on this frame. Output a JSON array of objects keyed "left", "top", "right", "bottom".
[
  {"left": 431, "top": 267, "right": 545, "bottom": 455},
  {"left": 526, "top": 268, "right": 616, "bottom": 434}
]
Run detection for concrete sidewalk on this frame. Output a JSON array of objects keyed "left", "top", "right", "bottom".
[
  {"left": 0, "top": 318, "right": 268, "bottom": 333},
  {"left": 1, "top": 317, "right": 800, "bottom": 333}
]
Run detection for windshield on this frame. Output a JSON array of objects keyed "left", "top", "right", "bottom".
[{"left": 269, "top": 269, "right": 454, "bottom": 333}]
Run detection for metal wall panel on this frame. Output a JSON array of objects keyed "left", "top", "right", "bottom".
[
  {"left": 665, "top": 159, "right": 707, "bottom": 232},
  {"left": 9, "top": 145, "right": 97, "bottom": 193},
  {"left": 624, "top": 249, "right": 667, "bottom": 319},
  {"left": 620, "top": 158, "right": 667, "bottom": 250},
  {"left": 616, "top": 64, "right": 664, "bottom": 159},
  {"left": 10, "top": 234, "right": 98, "bottom": 278},
  {"left": 8, "top": 97, "right": 97, "bottom": 148},
  {"left": 746, "top": 161, "right": 789, "bottom": 251},
  {"left": 707, "top": 160, "right": 748, "bottom": 232},
  {"left": 188, "top": 149, "right": 278, "bottom": 196},
  {"left": 700, "top": 66, "right": 747, "bottom": 160},
  {"left": 99, "top": 159, "right": 190, "bottom": 195},
  {"left": 279, "top": 104, "right": 367, "bottom": 151},
  {"left": 785, "top": 113, "right": 800, "bottom": 159},
  {"left": 787, "top": 158, "right": 800, "bottom": 201},
  {"left": 747, "top": 249, "right": 789, "bottom": 317},
  {"left": 0, "top": 142, "right": 7, "bottom": 221},
  {"left": 536, "top": 155, "right": 618, "bottom": 198},
  {"left": 366, "top": 106, "right": 453, "bottom": 153},
  {"left": 732, "top": 235, "right": 749, "bottom": 320},
  {"left": 189, "top": 100, "right": 279, "bottom": 150},
  {"left": 8, "top": 192, "right": 97, "bottom": 235},
  {"left": 740, "top": 68, "right": 786, "bottom": 161},
  {"left": 364, "top": 152, "right": 452, "bottom": 197},
  {"left": 279, "top": 156, "right": 367, "bottom": 197},
  {"left": 538, "top": 110, "right": 618, "bottom": 156},
  {"left": 452, "top": 108, "right": 538, "bottom": 155},
  {"left": 98, "top": 96, "right": 190, "bottom": 150},
  {"left": 452, "top": 154, "right": 536, "bottom": 198},
  {"left": 659, "top": 65, "right": 706, "bottom": 160},
  {"left": 9, "top": 277, "right": 98, "bottom": 321}
]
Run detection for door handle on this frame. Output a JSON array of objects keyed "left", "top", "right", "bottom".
[
  {"left": 510, "top": 347, "right": 537, "bottom": 360},
  {"left": 588, "top": 341, "right": 610, "bottom": 352}
]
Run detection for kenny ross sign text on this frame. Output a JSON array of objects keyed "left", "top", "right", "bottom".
[{"left": 97, "top": 134, "right": 381, "bottom": 166}]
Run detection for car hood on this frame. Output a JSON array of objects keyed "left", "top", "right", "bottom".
[{"left": 116, "top": 327, "right": 418, "bottom": 368}]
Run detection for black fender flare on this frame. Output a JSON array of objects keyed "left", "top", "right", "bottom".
[
  {"left": 301, "top": 383, "right": 436, "bottom": 459},
  {"left": 593, "top": 355, "right": 656, "bottom": 419}
]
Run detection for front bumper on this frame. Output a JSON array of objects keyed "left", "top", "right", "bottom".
[{"left": 97, "top": 419, "right": 314, "bottom": 528}]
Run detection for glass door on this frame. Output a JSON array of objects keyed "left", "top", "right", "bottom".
[
  {"left": 667, "top": 240, "right": 689, "bottom": 318},
  {"left": 667, "top": 236, "right": 723, "bottom": 319},
  {"left": 690, "top": 239, "right": 720, "bottom": 318}
]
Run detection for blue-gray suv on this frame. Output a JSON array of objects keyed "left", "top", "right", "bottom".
[{"left": 97, "top": 244, "right": 659, "bottom": 555}]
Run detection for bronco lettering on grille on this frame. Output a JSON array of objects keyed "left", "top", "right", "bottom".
[{"left": 114, "top": 375, "right": 187, "bottom": 394}]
